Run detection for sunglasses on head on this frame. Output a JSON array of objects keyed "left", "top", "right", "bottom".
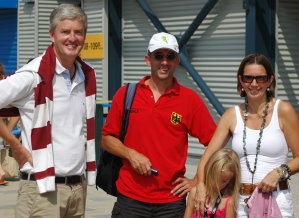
[
  {"left": 152, "top": 52, "right": 177, "bottom": 61},
  {"left": 241, "top": 75, "right": 269, "bottom": 83}
]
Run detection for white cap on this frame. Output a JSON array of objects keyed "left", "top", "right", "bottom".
[{"left": 147, "top": 32, "right": 179, "bottom": 53}]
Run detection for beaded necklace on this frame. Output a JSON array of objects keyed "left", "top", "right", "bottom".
[
  {"left": 203, "top": 195, "right": 222, "bottom": 218},
  {"left": 242, "top": 97, "right": 270, "bottom": 184}
]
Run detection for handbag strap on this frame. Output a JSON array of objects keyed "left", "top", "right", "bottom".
[{"left": 119, "top": 83, "right": 137, "bottom": 142}]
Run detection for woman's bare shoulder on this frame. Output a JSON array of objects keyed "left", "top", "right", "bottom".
[{"left": 220, "top": 106, "right": 239, "bottom": 123}]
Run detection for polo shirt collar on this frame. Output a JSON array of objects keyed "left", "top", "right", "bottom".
[
  {"left": 55, "top": 58, "right": 85, "bottom": 81},
  {"left": 140, "top": 76, "right": 180, "bottom": 95}
]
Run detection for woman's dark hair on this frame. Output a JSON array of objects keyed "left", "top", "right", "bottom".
[{"left": 237, "top": 53, "right": 276, "bottom": 97}]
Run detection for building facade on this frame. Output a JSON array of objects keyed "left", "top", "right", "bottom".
[{"left": 2, "top": 0, "right": 298, "bottom": 155}]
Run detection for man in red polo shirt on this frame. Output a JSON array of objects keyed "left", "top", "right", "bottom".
[{"left": 101, "top": 32, "right": 216, "bottom": 218}]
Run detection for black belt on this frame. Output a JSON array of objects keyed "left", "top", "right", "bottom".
[{"left": 20, "top": 172, "right": 84, "bottom": 184}]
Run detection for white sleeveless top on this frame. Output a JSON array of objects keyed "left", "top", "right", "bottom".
[{"left": 232, "top": 99, "right": 289, "bottom": 184}]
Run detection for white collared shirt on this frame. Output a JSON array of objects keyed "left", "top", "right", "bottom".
[{"left": 0, "top": 57, "right": 87, "bottom": 176}]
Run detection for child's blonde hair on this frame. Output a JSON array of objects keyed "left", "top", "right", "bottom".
[{"left": 204, "top": 148, "right": 241, "bottom": 212}]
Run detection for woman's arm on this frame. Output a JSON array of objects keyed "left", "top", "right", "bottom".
[
  {"left": 184, "top": 187, "right": 197, "bottom": 218},
  {"left": 194, "top": 107, "right": 235, "bottom": 214},
  {"left": 258, "top": 100, "right": 299, "bottom": 191},
  {"left": 279, "top": 101, "right": 299, "bottom": 174}
]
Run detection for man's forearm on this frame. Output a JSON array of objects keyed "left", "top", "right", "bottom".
[{"left": 0, "top": 118, "right": 21, "bottom": 148}]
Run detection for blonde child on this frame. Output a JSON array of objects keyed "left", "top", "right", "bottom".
[{"left": 184, "top": 148, "right": 241, "bottom": 218}]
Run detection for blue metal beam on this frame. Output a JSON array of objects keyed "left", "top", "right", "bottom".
[
  {"left": 179, "top": 0, "right": 219, "bottom": 50},
  {"left": 0, "top": 0, "right": 17, "bottom": 8},
  {"left": 136, "top": 0, "right": 225, "bottom": 115},
  {"left": 179, "top": 54, "right": 225, "bottom": 115},
  {"left": 244, "top": 0, "right": 276, "bottom": 66},
  {"left": 136, "top": 0, "right": 167, "bottom": 32},
  {"left": 108, "top": 0, "right": 122, "bottom": 99}
]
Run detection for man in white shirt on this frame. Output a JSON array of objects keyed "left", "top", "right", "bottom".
[{"left": 0, "top": 4, "right": 96, "bottom": 218}]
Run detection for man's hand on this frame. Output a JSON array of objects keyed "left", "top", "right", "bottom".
[
  {"left": 11, "top": 145, "right": 33, "bottom": 167},
  {"left": 127, "top": 149, "right": 152, "bottom": 176},
  {"left": 171, "top": 177, "right": 196, "bottom": 197}
]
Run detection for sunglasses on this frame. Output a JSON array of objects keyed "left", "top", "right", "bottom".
[
  {"left": 241, "top": 75, "right": 269, "bottom": 83},
  {"left": 152, "top": 53, "right": 177, "bottom": 61}
]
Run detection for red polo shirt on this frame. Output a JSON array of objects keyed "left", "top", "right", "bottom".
[{"left": 102, "top": 76, "right": 216, "bottom": 203}]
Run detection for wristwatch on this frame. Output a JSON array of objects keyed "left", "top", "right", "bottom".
[{"left": 279, "top": 164, "right": 291, "bottom": 180}]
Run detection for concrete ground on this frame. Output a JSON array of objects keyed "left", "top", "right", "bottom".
[{"left": 1, "top": 158, "right": 299, "bottom": 218}]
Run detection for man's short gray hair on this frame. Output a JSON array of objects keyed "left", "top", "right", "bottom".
[{"left": 49, "top": 4, "right": 87, "bottom": 33}]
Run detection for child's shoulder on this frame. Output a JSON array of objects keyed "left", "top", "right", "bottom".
[
  {"left": 220, "top": 195, "right": 233, "bottom": 209},
  {"left": 222, "top": 195, "right": 236, "bottom": 217}
]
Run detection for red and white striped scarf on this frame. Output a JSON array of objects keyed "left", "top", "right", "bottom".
[{"left": 2, "top": 45, "right": 97, "bottom": 193}]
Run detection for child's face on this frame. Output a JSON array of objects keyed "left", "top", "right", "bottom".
[{"left": 219, "top": 170, "right": 234, "bottom": 190}]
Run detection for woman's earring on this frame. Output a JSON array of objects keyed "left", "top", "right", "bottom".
[
  {"left": 267, "top": 87, "right": 270, "bottom": 92},
  {"left": 241, "top": 87, "right": 246, "bottom": 96}
]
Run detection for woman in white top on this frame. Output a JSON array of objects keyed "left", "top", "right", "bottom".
[{"left": 190, "top": 53, "right": 299, "bottom": 217}]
